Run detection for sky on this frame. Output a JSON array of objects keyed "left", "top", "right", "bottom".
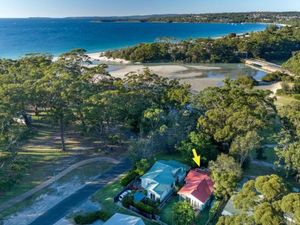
[{"left": 0, "top": 0, "right": 299, "bottom": 18}]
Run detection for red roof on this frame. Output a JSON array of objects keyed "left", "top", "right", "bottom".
[{"left": 178, "top": 170, "right": 214, "bottom": 204}]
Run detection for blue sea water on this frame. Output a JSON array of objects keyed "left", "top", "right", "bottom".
[{"left": 0, "top": 18, "right": 267, "bottom": 59}]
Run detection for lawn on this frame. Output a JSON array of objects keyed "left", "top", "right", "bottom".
[
  {"left": 159, "top": 196, "right": 178, "bottom": 224},
  {"left": 154, "top": 152, "right": 186, "bottom": 164},
  {"left": 275, "top": 95, "right": 300, "bottom": 108},
  {"left": 56, "top": 162, "right": 113, "bottom": 184},
  {"left": 92, "top": 176, "right": 124, "bottom": 216},
  {"left": 263, "top": 147, "right": 277, "bottom": 164},
  {"left": 244, "top": 163, "right": 275, "bottom": 177},
  {"left": 195, "top": 206, "right": 210, "bottom": 225}
]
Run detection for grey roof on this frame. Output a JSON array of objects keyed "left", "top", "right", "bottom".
[
  {"left": 141, "top": 160, "right": 187, "bottom": 186},
  {"left": 103, "top": 213, "right": 145, "bottom": 225},
  {"left": 222, "top": 195, "right": 242, "bottom": 216}
]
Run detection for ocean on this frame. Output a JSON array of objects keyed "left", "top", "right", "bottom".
[{"left": 0, "top": 18, "right": 267, "bottom": 59}]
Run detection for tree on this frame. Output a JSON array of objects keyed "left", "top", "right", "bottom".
[
  {"left": 194, "top": 80, "right": 274, "bottom": 147},
  {"left": 276, "top": 102, "right": 300, "bottom": 180},
  {"left": 280, "top": 193, "right": 300, "bottom": 224},
  {"left": 230, "top": 130, "right": 262, "bottom": 166},
  {"left": 177, "top": 131, "right": 217, "bottom": 166},
  {"left": 254, "top": 202, "right": 283, "bottom": 225},
  {"left": 217, "top": 215, "right": 254, "bottom": 225},
  {"left": 173, "top": 201, "right": 195, "bottom": 225},
  {"left": 234, "top": 175, "right": 287, "bottom": 211},
  {"left": 222, "top": 175, "right": 293, "bottom": 225},
  {"left": 134, "top": 159, "right": 151, "bottom": 176},
  {"left": 235, "top": 75, "right": 259, "bottom": 89},
  {"left": 283, "top": 52, "right": 300, "bottom": 76},
  {"left": 232, "top": 180, "right": 258, "bottom": 212},
  {"left": 209, "top": 154, "right": 242, "bottom": 199},
  {"left": 38, "top": 49, "right": 91, "bottom": 150}
]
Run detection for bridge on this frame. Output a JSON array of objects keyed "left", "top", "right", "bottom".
[{"left": 244, "top": 59, "right": 293, "bottom": 75}]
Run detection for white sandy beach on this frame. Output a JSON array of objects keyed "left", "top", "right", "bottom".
[{"left": 87, "top": 52, "right": 131, "bottom": 64}]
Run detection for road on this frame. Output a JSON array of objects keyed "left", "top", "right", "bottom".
[
  {"left": 29, "top": 158, "right": 131, "bottom": 225},
  {"left": 0, "top": 157, "right": 120, "bottom": 212}
]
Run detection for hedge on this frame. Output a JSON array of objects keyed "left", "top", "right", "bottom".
[
  {"left": 122, "top": 195, "right": 134, "bottom": 208},
  {"left": 120, "top": 170, "right": 139, "bottom": 186},
  {"left": 74, "top": 211, "right": 110, "bottom": 225},
  {"left": 134, "top": 201, "right": 156, "bottom": 214}
]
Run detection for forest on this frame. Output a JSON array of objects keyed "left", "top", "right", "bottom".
[{"left": 105, "top": 25, "right": 300, "bottom": 63}]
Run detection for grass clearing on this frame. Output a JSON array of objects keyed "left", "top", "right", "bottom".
[
  {"left": 159, "top": 196, "right": 177, "bottom": 224},
  {"left": 0, "top": 117, "right": 126, "bottom": 206},
  {"left": 244, "top": 163, "right": 275, "bottom": 177},
  {"left": 195, "top": 206, "right": 210, "bottom": 225},
  {"left": 263, "top": 147, "right": 277, "bottom": 164},
  {"left": 154, "top": 152, "right": 186, "bottom": 164},
  {"left": 92, "top": 177, "right": 124, "bottom": 216},
  {"left": 275, "top": 95, "right": 300, "bottom": 108},
  {"left": 57, "top": 162, "right": 113, "bottom": 184}
]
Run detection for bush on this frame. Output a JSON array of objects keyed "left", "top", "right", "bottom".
[
  {"left": 0, "top": 156, "right": 28, "bottom": 192},
  {"left": 262, "top": 71, "right": 288, "bottom": 82},
  {"left": 108, "top": 134, "right": 121, "bottom": 144},
  {"left": 135, "top": 158, "right": 152, "bottom": 176},
  {"left": 144, "top": 198, "right": 159, "bottom": 208},
  {"left": 74, "top": 211, "right": 110, "bottom": 225},
  {"left": 120, "top": 170, "right": 139, "bottom": 186},
  {"left": 134, "top": 201, "right": 156, "bottom": 214},
  {"left": 235, "top": 75, "right": 259, "bottom": 88},
  {"left": 209, "top": 199, "right": 222, "bottom": 219},
  {"left": 122, "top": 195, "right": 134, "bottom": 208}
]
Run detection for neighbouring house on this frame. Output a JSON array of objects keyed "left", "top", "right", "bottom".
[
  {"left": 103, "top": 213, "right": 145, "bottom": 225},
  {"left": 221, "top": 195, "right": 241, "bottom": 216},
  {"left": 141, "top": 160, "right": 188, "bottom": 202},
  {"left": 178, "top": 169, "right": 214, "bottom": 210},
  {"left": 222, "top": 178, "right": 252, "bottom": 216}
]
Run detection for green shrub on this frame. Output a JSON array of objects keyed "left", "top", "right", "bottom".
[
  {"left": 120, "top": 170, "right": 139, "bottom": 186},
  {"left": 134, "top": 201, "right": 156, "bottom": 214},
  {"left": 74, "top": 211, "right": 110, "bottom": 225},
  {"left": 235, "top": 75, "right": 259, "bottom": 88},
  {"left": 122, "top": 195, "right": 134, "bottom": 208},
  {"left": 144, "top": 198, "right": 159, "bottom": 208},
  {"left": 209, "top": 199, "right": 221, "bottom": 219},
  {"left": 108, "top": 134, "right": 121, "bottom": 144},
  {"left": 262, "top": 71, "right": 288, "bottom": 82},
  {"left": 294, "top": 94, "right": 300, "bottom": 100},
  {"left": 0, "top": 156, "right": 28, "bottom": 192},
  {"left": 135, "top": 158, "right": 152, "bottom": 176}
]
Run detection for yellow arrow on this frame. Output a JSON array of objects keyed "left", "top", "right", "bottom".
[{"left": 192, "top": 148, "right": 201, "bottom": 167}]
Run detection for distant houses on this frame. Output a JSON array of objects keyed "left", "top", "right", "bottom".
[
  {"left": 103, "top": 213, "right": 145, "bottom": 225},
  {"left": 141, "top": 160, "right": 188, "bottom": 202},
  {"left": 178, "top": 169, "right": 214, "bottom": 210}
]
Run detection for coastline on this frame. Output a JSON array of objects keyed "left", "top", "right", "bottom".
[{"left": 0, "top": 21, "right": 268, "bottom": 60}]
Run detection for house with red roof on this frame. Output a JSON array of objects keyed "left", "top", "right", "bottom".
[{"left": 178, "top": 169, "right": 214, "bottom": 210}]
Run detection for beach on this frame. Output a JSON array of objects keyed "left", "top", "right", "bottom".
[{"left": 87, "top": 52, "right": 131, "bottom": 64}]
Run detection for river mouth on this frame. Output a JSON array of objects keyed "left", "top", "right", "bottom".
[{"left": 107, "top": 63, "right": 267, "bottom": 91}]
